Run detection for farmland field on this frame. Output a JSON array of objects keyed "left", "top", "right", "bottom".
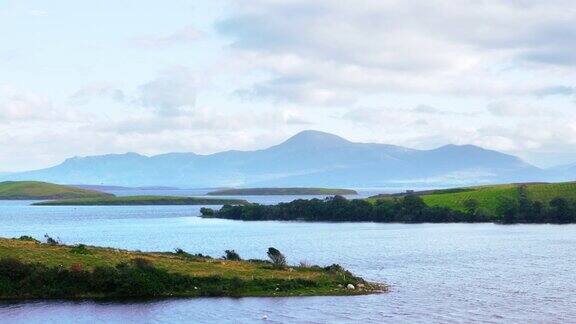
[
  {"left": 420, "top": 184, "right": 518, "bottom": 214},
  {"left": 369, "top": 182, "right": 576, "bottom": 216},
  {"left": 525, "top": 182, "right": 576, "bottom": 202}
]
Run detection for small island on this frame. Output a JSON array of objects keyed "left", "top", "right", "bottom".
[
  {"left": 207, "top": 187, "right": 358, "bottom": 196},
  {"left": 0, "top": 236, "right": 383, "bottom": 299},
  {"left": 33, "top": 195, "right": 248, "bottom": 206},
  {"left": 0, "top": 181, "right": 113, "bottom": 200}
]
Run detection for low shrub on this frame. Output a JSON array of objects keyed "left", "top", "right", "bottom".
[
  {"left": 0, "top": 258, "right": 31, "bottom": 280},
  {"left": 223, "top": 250, "right": 241, "bottom": 261},
  {"left": 200, "top": 207, "right": 215, "bottom": 216},
  {"left": 174, "top": 248, "right": 212, "bottom": 260},
  {"left": 44, "top": 234, "right": 60, "bottom": 245},
  {"left": 323, "top": 264, "right": 364, "bottom": 285},
  {"left": 131, "top": 257, "right": 154, "bottom": 270},
  {"left": 69, "top": 244, "right": 93, "bottom": 255},
  {"left": 174, "top": 248, "right": 186, "bottom": 255},
  {"left": 70, "top": 263, "right": 84, "bottom": 272},
  {"left": 247, "top": 258, "right": 271, "bottom": 265},
  {"left": 16, "top": 235, "right": 40, "bottom": 243}
]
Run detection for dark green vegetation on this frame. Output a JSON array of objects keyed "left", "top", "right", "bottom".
[
  {"left": 208, "top": 187, "right": 358, "bottom": 196},
  {"left": 204, "top": 182, "right": 576, "bottom": 224},
  {"left": 0, "top": 181, "right": 113, "bottom": 200},
  {"left": 0, "top": 237, "right": 382, "bottom": 299},
  {"left": 33, "top": 195, "right": 248, "bottom": 206}
]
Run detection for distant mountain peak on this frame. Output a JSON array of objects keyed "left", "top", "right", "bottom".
[
  {"left": 277, "top": 130, "right": 351, "bottom": 148},
  {"left": 435, "top": 144, "right": 485, "bottom": 151}
]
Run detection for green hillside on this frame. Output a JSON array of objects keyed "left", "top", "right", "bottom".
[
  {"left": 0, "top": 181, "right": 113, "bottom": 200},
  {"left": 369, "top": 182, "right": 576, "bottom": 216},
  {"left": 525, "top": 182, "right": 576, "bottom": 202},
  {"left": 421, "top": 184, "right": 519, "bottom": 214}
]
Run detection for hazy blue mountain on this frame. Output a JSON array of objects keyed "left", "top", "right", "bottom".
[
  {"left": 546, "top": 163, "right": 576, "bottom": 182},
  {"left": 2, "top": 130, "right": 555, "bottom": 188}
]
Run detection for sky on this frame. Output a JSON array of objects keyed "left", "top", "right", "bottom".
[{"left": 1, "top": 0, "right": 575, "bottom": 171}]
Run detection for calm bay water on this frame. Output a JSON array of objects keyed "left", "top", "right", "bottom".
[{"left": 0, "top": 191, "right": 575, "bottom": 323}]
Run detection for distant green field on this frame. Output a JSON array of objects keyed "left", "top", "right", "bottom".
[
  {"left": 421, "top": 184, "right": 519, "bottom": 214},
  {"left": 34, "top": 195, "right": 248, "bottom": 206},
  {"left": 525, "top": 182, "right": 576, "bottom": 202},
  {"left": 368, "top": 182, "right": 576, "bottom": 215},
  {"left": 0, "top": 181, "right": 112, "bottom": 200}
]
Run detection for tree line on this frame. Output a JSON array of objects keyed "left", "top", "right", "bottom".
[{"left": 201, "top": 192, "right": 576, "bottom": 224}]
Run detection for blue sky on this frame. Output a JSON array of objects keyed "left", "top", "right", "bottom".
[{"left": 1, "top": 0, "right": 575, "bottom": 171}]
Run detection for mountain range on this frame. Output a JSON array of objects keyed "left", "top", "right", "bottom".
[{"left": 1, "top": 130, "right": 573, "bottom": 188}]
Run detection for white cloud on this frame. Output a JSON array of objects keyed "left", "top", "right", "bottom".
[
  {"left": 487, "top": 101, "right": 542, "bottom": 116},
  {"left": 136, "top": 66, "right": 197, "bottom": 116},
  {"left": 28, "top": 9, "right": 47, "bottom": 17},
  {"left": 132, "top": 26, "right": 200, "bottom": 48},
  {"left": 0, "top": 85, "right": 52, "bottom": 122},
  {"left": 218, "top": 0, "right": 576, "bottom": 105},
  {"left": 91, "top": 106, "right": 312, "bottom": 135},
  {"left": 69, "top": 82, "right": 125, "bottom": 105}
]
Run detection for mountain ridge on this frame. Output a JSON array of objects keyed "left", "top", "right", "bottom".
[{"left": 0, "top": 130, "right": 561, "bottom": 188}]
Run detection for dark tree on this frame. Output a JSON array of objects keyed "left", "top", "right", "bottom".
[
  {"left": 549, "top": 197, "right": 574, "bottom": 223},
  {"left": 267, "top": 247, "right": 287, "bottom": 269},
  {"left": 223, "top": 250, "right": 241, "bottom": 261},
  {"left": 497, "top": 196, "right": 519, "bottom": 224}
]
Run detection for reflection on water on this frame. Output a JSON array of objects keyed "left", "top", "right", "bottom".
[{"left": 0, "top": 193, "right": 575, "bottom": 323}]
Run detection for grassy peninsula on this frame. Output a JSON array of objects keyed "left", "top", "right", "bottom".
[
  {"left": 0, "top": 181, "right": 113, "bottom": 200},
  {"left": 369, "top": 182, "right": 576, "bottom": 215},
  {"left": 0, "top": 237, "right": 382, "bottom": 299},
  {"left": 208, "top": 187, "right": 358, "bottom": 196},
  {"left": 203, "top": 181, "right": 576, "bottom": 224},
  {"left": 33, "top": 195, "right": 248, "bottom": 206}
]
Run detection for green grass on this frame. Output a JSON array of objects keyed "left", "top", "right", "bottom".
[
  {"left": 421, "top": 184, "right": 519, "bottom": 214},
  {"left": 525, "top": 182, "right": 576, "bottom": 202},
  {"left": 0, "top": 237, "right": 383, "bottom": 299},
  {"left": 33, "top": 195, "right": 249, "bottom": 206},
  {"left": 208, "top": 187, "right": 358, "bottom": 196},
  {"left": 368, "top": 181, "right": 576, "bottom": 215},
  {"left": 0, "top": 181, "right": 113, "bottom": 200}
]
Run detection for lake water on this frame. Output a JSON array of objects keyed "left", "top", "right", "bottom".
[{"left": 0, "top": 191, "right": 575, "bottom": 323}]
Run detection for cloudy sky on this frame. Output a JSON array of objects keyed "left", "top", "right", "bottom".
[{"left": 1, "top": 0, "right": 575, "bottom": 171}]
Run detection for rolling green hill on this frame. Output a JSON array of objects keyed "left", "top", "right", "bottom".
[
  {"left": 369, "top": 182, "right": 576, "bottom": 215},
  {"left": 420, "top": 184, "right": 519, "bottom": 213},
  {"left": 524, "top": 182, "right": 576, "bottom": 202},
  {"left": 0, "top": 181, "right": 113, "bottom": 200}
]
